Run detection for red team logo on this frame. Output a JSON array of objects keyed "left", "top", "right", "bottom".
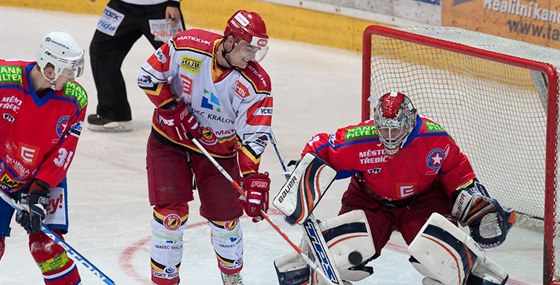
[
  {"left": 224, "top": 219, "right": 237, "bottom": 231},
  {"left": 180, "top": 74, "right": 192, "bottom": 96},
  {"left": 163, "top": 214, "right": 182, "bottom": 231},
  {"left": 235, "top": 81, "right": 250, "bottom": 99}
]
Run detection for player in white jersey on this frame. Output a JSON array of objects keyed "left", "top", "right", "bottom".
[
  {"left": 138, "top": 10, "right": 272, "bottom": 285},
  {"left": 88, "top": 0, "right": 184, "bottom": 132}
]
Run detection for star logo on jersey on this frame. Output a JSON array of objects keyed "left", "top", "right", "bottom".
[
  {"left": 425, "top": 145, "right": 449, "bottom": 175},
  {"left": 201, "top": 89, "right": 221, "bottom": 112},
  {"left": 56, "top": 116, "right": 70, "bottom": 137}
]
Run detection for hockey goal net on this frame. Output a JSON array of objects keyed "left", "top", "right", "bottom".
[{"left": 362, "top": 25, "right": 559, "bottom": 285}]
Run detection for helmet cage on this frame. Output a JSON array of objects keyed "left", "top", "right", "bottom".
[{"left": 373, "top": 92, "right": 417, "bottom": 154}]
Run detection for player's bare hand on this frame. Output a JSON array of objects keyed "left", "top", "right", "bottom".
[{"left": 166, "top": 7, "right": 181, "bottom": 27}]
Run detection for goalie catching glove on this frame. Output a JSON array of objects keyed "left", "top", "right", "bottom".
[
  {"left": 240, "top": 172, "right": 270, "bottom": 222},
  {"left": 451, "top": 179, "right": 516, "bottom": 248},
  {"left": 15, "top": 179, "right": 50, "bottom": 234},
  {"left": 155, "top": 100, "right": 202, "bottom": 142}
]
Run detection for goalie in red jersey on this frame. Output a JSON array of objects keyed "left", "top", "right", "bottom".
[
  {"left": 274, "top": 92, "right": 516, "bottom": 285},
  {"left": 0, "top": 30, "right": 86, "bottom": 285}
]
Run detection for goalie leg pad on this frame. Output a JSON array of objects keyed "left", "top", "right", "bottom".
[
  {"left": 320, "top": 210, "right": 375, "bottom": 282},
  {"left": 274, "top": 250, "right": 310, "bottom": 285},
  {"left": 408, "top": 213, "right": 483, "bottom": 285},
  {"left": 151, "top": 205, "right": 189, "bottom": 285},
  {"left": 409, "top": 213, "right": 509, "bottom": 285},
  {"left": 209, "top": 219, "right": 244, "bottom": 274}
]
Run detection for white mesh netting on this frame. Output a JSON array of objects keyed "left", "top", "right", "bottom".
[{"left": 364, "top": 26, "right": 559, "bottom": 284}]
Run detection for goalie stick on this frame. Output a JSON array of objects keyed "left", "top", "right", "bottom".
[
  {"left": 0, "top": 190, "right": 115, "bottom": 285},
  {"left": 267, "top": 134, "right": 343, "bottom": 285},
  {"left": 189, "top": 136, "right": 340, "bottom": 284}
]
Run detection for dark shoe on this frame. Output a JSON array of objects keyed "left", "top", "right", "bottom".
[{"left": 87, "top": 114, "right": 132, "bottom": 132}]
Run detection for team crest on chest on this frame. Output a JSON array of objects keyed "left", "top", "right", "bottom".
[
  {"left": 425, "top": 145, "right": 449, "bottom": 175},
  {"left": 56, "top": 116, "right": 70, "bottom": 137}
]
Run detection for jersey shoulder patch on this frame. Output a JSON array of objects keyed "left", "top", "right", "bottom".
[
  {"left": 62, "top": 81, "right": 88, "bottom": 110},
  {"left": 419, "top": 115, "right": 447, "bottom": 133},
  {"left": 340, "top": 121, "right": 377, "bottom": 141},
  {"left": 239, "top": 62, "right": 271, "bottom": 94},
  {"left": 172, "top": 29, "right": 221, "bottom": 56},
  {"left": 0, "top": 63, "right": 25, "bottom": 85}
]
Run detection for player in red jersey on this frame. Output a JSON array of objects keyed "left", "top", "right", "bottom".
[
  {"left": 275, "top": 92, "right": 515, "bottom": 285},
  {"left": 0, "top": 30, "right": 86, "bottom": 285},
  {"left": 138, "top": 10, "right": 271, "bottom": 285}
]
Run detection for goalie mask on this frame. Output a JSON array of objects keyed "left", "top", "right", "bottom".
[
  {"left": 373, "top": 92, "right": 417, "bottom": 156},
  {"left": 36, "top": 30, "right": 85, "bottom": 84},
  {"left": 224, "top": 10, "right": 269, "bottom": 62}
]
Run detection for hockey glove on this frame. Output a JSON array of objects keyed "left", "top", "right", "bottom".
[
  {"left": 241, "top": 172, "right": 270, "bottom": 223},
  {"left": 155, "top": 100, "right": 201, "bottom": 142},
  {"left": 451, "top": 179, "right": 515, "bottom": 248},
  {"left": 16, "top": 180, "right": 50, "bottom": 234}
]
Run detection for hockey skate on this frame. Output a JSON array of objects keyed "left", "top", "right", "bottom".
[
  {"left": 221, "top": 272, "right": 244, "bottom": 285},
  {"left": 87, "top": 114, "right": 132, "bottom": 132}
]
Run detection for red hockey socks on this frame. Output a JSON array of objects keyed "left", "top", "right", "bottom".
[{"left": 29, "top": 231, "right": 81, "bottom": 285}]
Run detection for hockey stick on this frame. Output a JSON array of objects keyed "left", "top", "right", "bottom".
[
  {"left": 0, "top": 190, "right": 115, "bottom": 285},
  {"left": 189, "top": 137, "right": 338, "bottom": 284},
  {"left": 267, "top": 141, "right": 343, "bottom": 285},
  {"left": 267, "top": 131, "right": 291, "bottom": 179}
]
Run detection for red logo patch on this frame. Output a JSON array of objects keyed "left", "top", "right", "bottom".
[
  {"left": 181, "top": 74, "right": 193, "bottom": 96},
  {"left": 235, "top": 81, "right": 250, "bottom": 99},
  {"left": 163, "top": 214, "right": 182, "bottom": 231},
  {"left": 224, "top": 219, "right": 238, "bottom": 231}
]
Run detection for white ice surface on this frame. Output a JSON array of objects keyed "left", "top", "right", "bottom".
[{"left": 0, "top": 6, "right": 543, "bottom": 285}]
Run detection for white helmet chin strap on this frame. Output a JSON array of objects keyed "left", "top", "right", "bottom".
[{"left": 39, "top": 69, "right": 57, "bottom": 90}]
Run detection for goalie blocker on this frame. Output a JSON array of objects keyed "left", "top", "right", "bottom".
[{"left": 272, "top": 153, "right": 337, "bottom": 224}]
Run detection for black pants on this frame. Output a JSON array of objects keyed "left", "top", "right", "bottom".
[{"left": 89, "top": 0, "right": 184, "bottom": 121}]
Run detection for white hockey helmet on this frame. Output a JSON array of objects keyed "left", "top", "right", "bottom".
[
  {"left": 373, "top": 91, "right": 417, "bottom": 155},
  {"left": 36, "top": 30, "right": 84, "bottom": 81}
]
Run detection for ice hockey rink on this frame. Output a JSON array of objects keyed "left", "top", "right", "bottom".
[{"left": 0, "top": 6, "right": 546, "bottom": 285}]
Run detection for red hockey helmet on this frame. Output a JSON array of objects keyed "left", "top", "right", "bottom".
[
  {"left": 224, "top": 10, "right": 269, "bottom": 61},
  {"left": 373, "top": 92, "right": 417, "bottom": 155}
]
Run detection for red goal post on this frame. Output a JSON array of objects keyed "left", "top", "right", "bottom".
[{"left": 362, "top": 25, "right": 559, "bottom": 284}]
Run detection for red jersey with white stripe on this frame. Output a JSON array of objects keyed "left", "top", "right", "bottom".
[
  {"left": 302, "top": 115, "right": 476, "bottom": 201},
  {"left": 0, "top": 60, "right": 87, "bottom": 192},
  {"left": 138, "top": 29, "right": 272, "bottom": 175}
]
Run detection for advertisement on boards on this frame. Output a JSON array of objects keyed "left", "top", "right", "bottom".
[{"left": 443, "top": 0, "right": 560, "bottom": 48}]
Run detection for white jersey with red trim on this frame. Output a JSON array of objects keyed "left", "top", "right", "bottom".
[{"left": 138, "top": 29, "right": 273, "bottom": 174}]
